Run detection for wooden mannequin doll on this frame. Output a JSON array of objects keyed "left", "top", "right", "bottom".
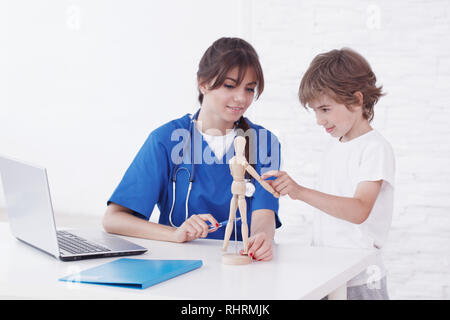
[{"left": 222, "top": 136, "right": 280, "bottom": 265}]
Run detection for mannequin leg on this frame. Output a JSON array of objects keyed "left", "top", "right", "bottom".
[
  {"left": 237, "top": 195, "right": 249, "bottom": 254},
  {"left": 223, "top": 195, "right": 238, "bottom": 251}
]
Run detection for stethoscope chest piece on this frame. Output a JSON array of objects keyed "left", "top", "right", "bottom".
[{"left": 245, "top": 179, "right": 256, "bottom": 197}]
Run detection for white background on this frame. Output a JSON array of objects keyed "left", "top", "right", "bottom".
[
  {"left": 1, "top": 0, "right": 450, "bottom": 299},
  {"left": 1, "top": 0, "right": 246, "bottom": 217}
]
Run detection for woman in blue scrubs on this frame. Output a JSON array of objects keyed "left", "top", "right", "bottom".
[{"left": 103, "top": 37, "right": 281, "bottom": 261}]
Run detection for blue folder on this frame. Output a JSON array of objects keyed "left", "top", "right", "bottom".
[{"left": 59, "top": 258, "right": 203, "bottom": 289}]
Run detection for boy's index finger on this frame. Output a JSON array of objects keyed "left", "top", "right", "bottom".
[{"left": 261, "top": 170, "right": 280, "bottom": 179}]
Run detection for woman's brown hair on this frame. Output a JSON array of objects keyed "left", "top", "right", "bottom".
[
  {"left": 298, "top": 48, "right": 384, "bottom": 122},
  {"left": 197, "top": 37, "right": 264, "bottom": 167},
  {"left": 197, "top": 37, "right": 264, "bottom": 104}
]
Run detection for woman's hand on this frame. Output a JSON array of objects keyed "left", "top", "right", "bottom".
[
  {"left": 242, "top": 209, "right": 276, "bottom": 261},
  {"left": 240, "top": 231, "right": 273, "bottom": 261},
  {"left": 261, "top": 170, "right": 303, "bottom": 200},
  {"left": 172, "top": 214, "right": 219, "bottom": 243}
]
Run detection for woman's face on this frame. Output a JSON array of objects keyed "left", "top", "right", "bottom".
[{"left": 199, "top": 67, "right": 257, "bottom": 128}]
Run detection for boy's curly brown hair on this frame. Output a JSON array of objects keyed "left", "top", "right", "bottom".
[{"left": 299, "top": 48, "right": 384, "bottom": 122}]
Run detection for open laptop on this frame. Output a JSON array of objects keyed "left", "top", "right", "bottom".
[{"left": 0, "top": 155, "right": 148, "bottom": 261}]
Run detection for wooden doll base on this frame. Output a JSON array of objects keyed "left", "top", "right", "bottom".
[{"left": 222, "top": 253, "right": 252, "bottom": 265}]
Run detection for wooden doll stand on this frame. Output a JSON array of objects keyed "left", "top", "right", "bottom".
[{"left": 222, "top": 253, "right": 252, "bottom": 265}]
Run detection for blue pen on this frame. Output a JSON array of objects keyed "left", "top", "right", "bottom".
[{"left": 208, "top": 217, "right": 241, "bottom": 230}]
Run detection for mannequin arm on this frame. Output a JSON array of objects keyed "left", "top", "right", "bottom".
[{"left": 244, "top": 164, "right": 280, "bottom": 198}]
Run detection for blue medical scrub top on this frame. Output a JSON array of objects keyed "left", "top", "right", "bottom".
[{"left": 107, "top": 113, "right": 282, "bottom": 240}]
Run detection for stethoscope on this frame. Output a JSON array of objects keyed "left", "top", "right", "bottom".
[{"left": 168, "top": 109, "right": 256, "bottom": 228}]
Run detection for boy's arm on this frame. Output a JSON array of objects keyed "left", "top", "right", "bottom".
[
  {"left": 261, "top": 171, "right": 382, "bottom": 224},
  {"left": 296, "top": 180, "right": 382, "bottom": 224}
]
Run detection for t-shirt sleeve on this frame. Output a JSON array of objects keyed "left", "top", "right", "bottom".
[
  {"left": 107, "top": 131, "right": 169, "bottom": 220},
  {"left": 357, "top": 140, "right": 395, "bottom": 188},
  {"left": 250, "top": 132, "right": 282, "bottom": 228}
]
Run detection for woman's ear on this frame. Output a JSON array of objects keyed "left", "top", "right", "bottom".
[{"left": 198, "top": 78, "right": 208, "bottom": 95}]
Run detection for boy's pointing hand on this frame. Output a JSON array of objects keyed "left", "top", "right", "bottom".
[{"left": 261, "top": 170, "right": 303, "bottom": 200}]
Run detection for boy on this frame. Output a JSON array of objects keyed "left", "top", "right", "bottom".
[{"left": 262, "top": 48, "right": 395, "bottom": 299}]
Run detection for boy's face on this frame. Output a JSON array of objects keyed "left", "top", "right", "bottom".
[{"left": 308, "top": 94, "right": 364, "bottom": 141}]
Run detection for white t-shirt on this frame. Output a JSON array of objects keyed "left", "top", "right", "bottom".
[
  {"left": 201, "top": 128, "right": 237, "bottom": 160},
  {"left": 312, "top": 129, "right": 395, "bottom": 287}
]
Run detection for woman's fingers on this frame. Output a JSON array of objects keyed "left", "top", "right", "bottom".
[
  {"left": 188, "top": 221, "right": 202, "bottom": 238},
  {"left": 247, "top": 235, "right": 263, "bottom": 258},
  {"left": 182, "top": 223, "right": 198, "bottom": 241},
  {"left": 197, "top": 214, "right": 220, "bottom": 233},
  {"left": 188, "top": 214, "right": 220, "bottom": 238},
  {"left": 190, "top": 215, "right": 209, "bottom": 238},
  {"left": 253, "top": 238, "right": 272, "bottom": 260},
  {"left": 239, "top": 233, "right": 273, "bottom": 261},
  {"left": 177, "top": 213, "right": 221, "bottom": 242},
  {"left": 255, "top": 250, "right": 273, "bottom": 261}
]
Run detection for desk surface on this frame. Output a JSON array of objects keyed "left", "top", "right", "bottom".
[{"left": 0, "top": 222, "right": 376, "bottom": 300}]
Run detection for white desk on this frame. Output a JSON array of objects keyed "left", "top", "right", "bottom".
[{"left": 0, "top": 222, "right": 376, "bottom": 300}]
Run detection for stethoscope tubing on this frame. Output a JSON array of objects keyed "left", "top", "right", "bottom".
[{"left": 168, "top": 110, "right": 199, "bottom": 227}]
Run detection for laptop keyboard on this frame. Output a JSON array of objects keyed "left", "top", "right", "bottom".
[{"left": 57, "top": 230, "right": 111, "bottom": 255}]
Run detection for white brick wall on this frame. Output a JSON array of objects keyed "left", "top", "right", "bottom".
[{"left": 248, "top": 0, "right": 450, "bottom": 299}]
